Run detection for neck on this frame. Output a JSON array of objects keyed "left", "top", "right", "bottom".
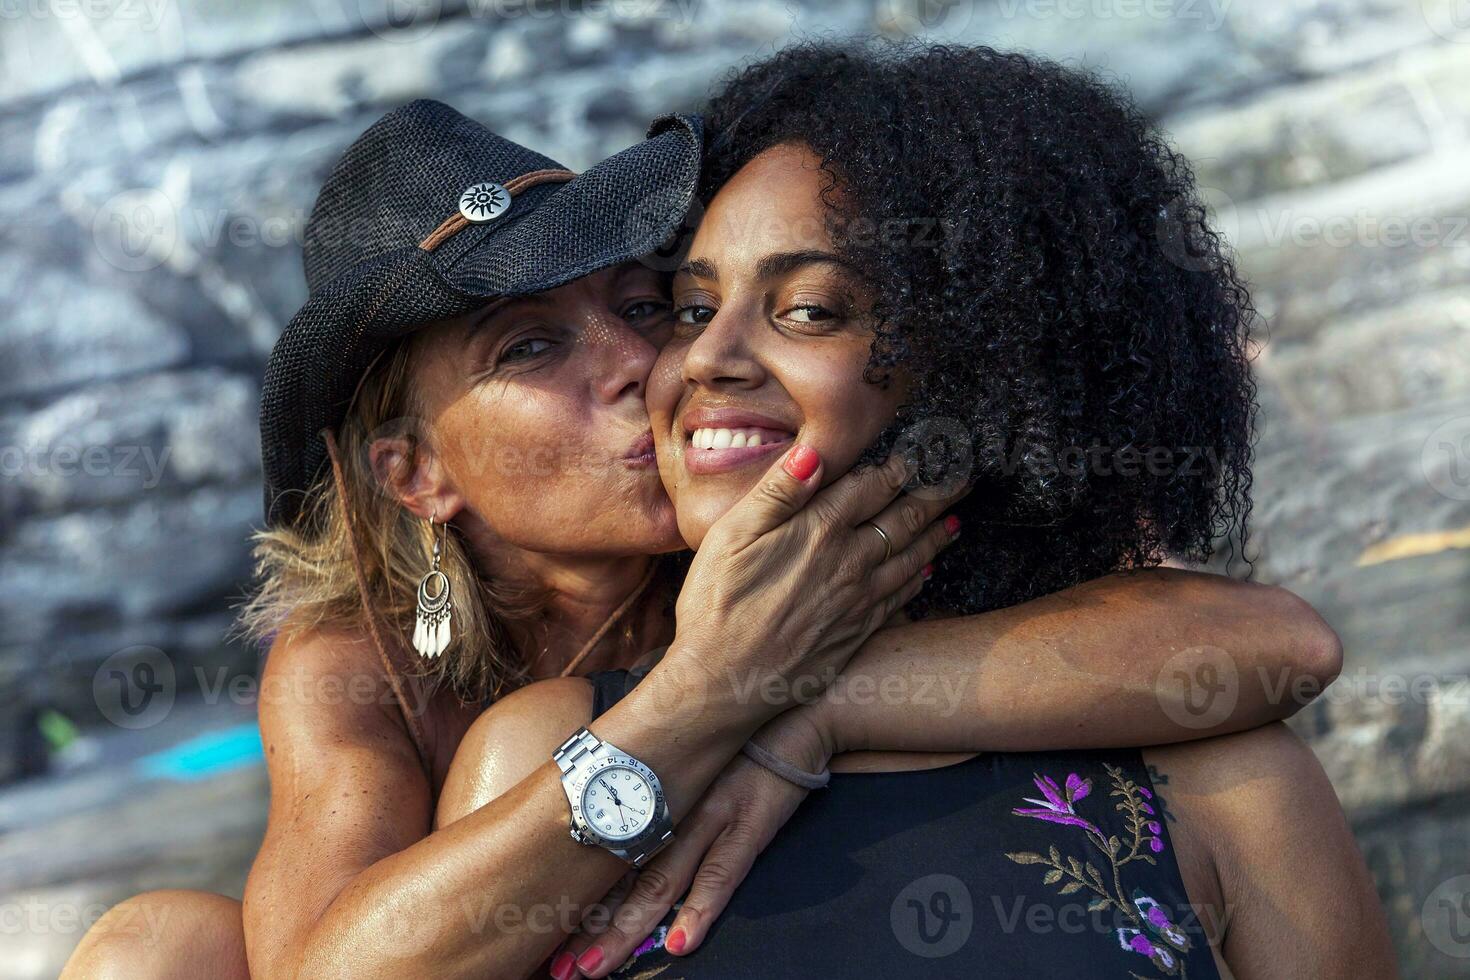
[{"left": 460, "top": 520, "right": 669, "bottom": 678}]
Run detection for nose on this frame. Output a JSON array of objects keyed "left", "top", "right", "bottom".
[
  {"left": 585, "top": 310, "right": 659, "bottom": 405},
  {"left": 681, "top": 302, "right": 765, "bottom": 391}
]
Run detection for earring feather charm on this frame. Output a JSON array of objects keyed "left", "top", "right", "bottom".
[{"left": 412, "top": 515, "right": 453, "bottom": 660}]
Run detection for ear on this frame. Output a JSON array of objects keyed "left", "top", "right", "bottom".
[{"left": 368, "top": 433, "right": 466, "bottom": 523}]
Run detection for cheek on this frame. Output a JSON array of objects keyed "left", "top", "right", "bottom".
[
  {"left": 790, "top": 343, "right": 899, "bottom": 476},
  {"left": 648, "top": 343, "right": 685, "bottom": 431},
  {"left": 434, "top": 386, "right": 675, "bottom": 553}
]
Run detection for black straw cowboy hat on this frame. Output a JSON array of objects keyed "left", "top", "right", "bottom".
[{"left": 259, "top": 98, "right": 702, "bottom": 529}]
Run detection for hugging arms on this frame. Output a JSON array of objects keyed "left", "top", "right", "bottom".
[{"left": 241, "top": 451, "right": 1339, "bottom": 980}]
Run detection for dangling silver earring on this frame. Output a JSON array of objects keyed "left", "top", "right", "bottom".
[{"left": 412, "top": 512, "right": 453, "bottom": 660}]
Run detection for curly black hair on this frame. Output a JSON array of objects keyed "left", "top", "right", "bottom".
[{"left": 700, "top": 40, "right": 1256, "bottom": 614}]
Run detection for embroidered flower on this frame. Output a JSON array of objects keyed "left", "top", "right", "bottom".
[
  {"left": 1115, "top": 889, "right": 1191, "bottom": 975},
  {"left": 1011, "top": 772, "right": 1102, "bottom": 835},
  {"left": 1005, "top": 764, "right": 1195, "bottom": 979},
  {"left": 1117, "top": 926, "right": 1182, "bottom": 975}
]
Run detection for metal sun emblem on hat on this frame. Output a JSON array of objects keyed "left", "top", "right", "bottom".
[{"left": 458, "top": 181, "right": 510, "bottom": 223}]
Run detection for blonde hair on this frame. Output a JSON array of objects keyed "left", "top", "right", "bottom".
[{"left": 239, "top": 334, "right": 537, "bottom": 703}]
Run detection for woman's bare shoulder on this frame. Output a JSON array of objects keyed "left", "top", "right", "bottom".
[
  {"left": 435, "top": 677, "right": 595, "bottom": 828},
  {"left": 1141, "top": 721, "right": 1335, "bottom": 861},
  {"left": 1142, "top": 723, "right": 1394, "bottom": 976}
]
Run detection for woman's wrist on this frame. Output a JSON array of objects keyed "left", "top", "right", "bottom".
[{"left": 750, "top": 703, "right": 836, "bottom": 775}]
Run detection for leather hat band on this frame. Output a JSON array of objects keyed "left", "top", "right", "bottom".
[{"left": 418, "top": 168, "right": 577, "bottom": 252}]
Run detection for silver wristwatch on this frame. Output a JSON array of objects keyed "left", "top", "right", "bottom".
[{"left": 554, "top": 727, "right": 674, "bottom": 868}]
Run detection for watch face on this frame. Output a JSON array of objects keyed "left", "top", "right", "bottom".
[{"left": 579, "top": 764, "right": 656, "bottom": 842}]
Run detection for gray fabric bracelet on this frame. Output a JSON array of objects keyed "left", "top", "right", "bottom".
[{"left": 741, "top": 739, "right": 831, "bottom": 789}]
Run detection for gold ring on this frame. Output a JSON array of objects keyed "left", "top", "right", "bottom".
[{"left": 864, "top": 521, "right": 894, "bottom": 563}]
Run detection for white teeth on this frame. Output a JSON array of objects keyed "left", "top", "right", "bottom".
[{"left": 689, "top": 426, "right": 785, "bottom": 449}]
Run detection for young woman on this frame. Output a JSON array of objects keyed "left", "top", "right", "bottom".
[
  {"left": 64, "top": 91, "right": 1339, "bottom": 980},
  {"left": 438, "top": 44, "right": 1393, "bottom": 979}
]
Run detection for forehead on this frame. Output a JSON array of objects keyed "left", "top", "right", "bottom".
[{"left": 694, "top": 143, "right": 836, "bottom": 260}]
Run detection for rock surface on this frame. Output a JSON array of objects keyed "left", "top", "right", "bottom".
[{"left": 2, "top": 1, "right": 1467, "bottom": 977}]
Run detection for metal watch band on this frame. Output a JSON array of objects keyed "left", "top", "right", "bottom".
[
  {"left": 627, "top": 829, "right": 675, "bottom": 869},
  {"left": 553, "top": 726, "right": 603, "bottom": 775}
]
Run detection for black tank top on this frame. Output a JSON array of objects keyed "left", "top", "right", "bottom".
[{"left": 588, "top": 669, "right": 1221, "bottom": 979}]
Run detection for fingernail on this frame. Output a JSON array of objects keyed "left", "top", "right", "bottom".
[
  {"left": 944, "top": 514, "right": 961, "bottom": 537},
  {"left": 550, "top": 951, "right": 576, "bottom": 980},
  {"left": 666, "top": 927, "right": 687, "bottom": 955},
  {"left": 576, "top": 947, "right": 603, "bottom": 974},
  {"left": 922, "top": 563, "right": 934, "bottom": 580},
  {"left": 783, "top": 444, "right": 819, "bottom": 481}
]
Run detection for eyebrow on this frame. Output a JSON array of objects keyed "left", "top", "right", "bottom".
[{"left": 677, "top": 250, "right": 857, "bottom": 283}]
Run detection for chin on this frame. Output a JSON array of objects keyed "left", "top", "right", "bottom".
[{"left": 673, "top": 491, "right": 740, "bottom": 550}]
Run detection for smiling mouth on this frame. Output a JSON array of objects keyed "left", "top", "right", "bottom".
[{"left": 684, "top": 425, "right": 795, "bottom": 476}]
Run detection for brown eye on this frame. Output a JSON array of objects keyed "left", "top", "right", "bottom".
[
  {"left": 674, "top": 304, "right": 716, "bottom": 325},
  {"left": 785, "top": 305, "right": 836, "bottom": 323},
  {"left": 623, "top": 300, "right": 672, "bottom": 323},
  {"left": 501, "top": 337, "right": 555, "bottom": 362}
]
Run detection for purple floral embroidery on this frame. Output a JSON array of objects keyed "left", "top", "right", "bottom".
[
  {"left": 1005, "top": 764, "right": 1194, "bottom": 979},
  {"left": 1012, "top": 773, "right": 1103, "bottom": 835}
]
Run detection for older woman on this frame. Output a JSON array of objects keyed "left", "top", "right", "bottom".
[
  {"left": 64, "top": 95, "right": 1338, "bottom": 980},
  {"left": 441, "top": 43, "right": 1391, "bottom": 979}
]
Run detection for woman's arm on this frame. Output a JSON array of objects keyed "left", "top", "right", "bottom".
[
  {"left": 568, "top": 567, "right": 1344, "bottom": 974},
  {"left": 812, "top": 567, "right": 1342, "bottom": 758}
]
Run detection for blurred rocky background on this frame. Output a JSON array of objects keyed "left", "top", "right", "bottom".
[{"left": 1, "top": 0, "right": 1468, "bottom": 976}]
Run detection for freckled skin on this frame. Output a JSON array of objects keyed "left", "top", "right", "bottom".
[
  {"left": 649, "top": 144, "right": 907, "bottom": 549},
  {"left": 415, "top": 263, "right": 684, "bottom": 564}
]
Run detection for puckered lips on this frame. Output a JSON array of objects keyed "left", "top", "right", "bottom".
[
  {"left": 678, "top": 405, "right": 798, "bottom": 476},
  {"left": 621, "top": 430, "right": 657, "bottom": 469}
]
